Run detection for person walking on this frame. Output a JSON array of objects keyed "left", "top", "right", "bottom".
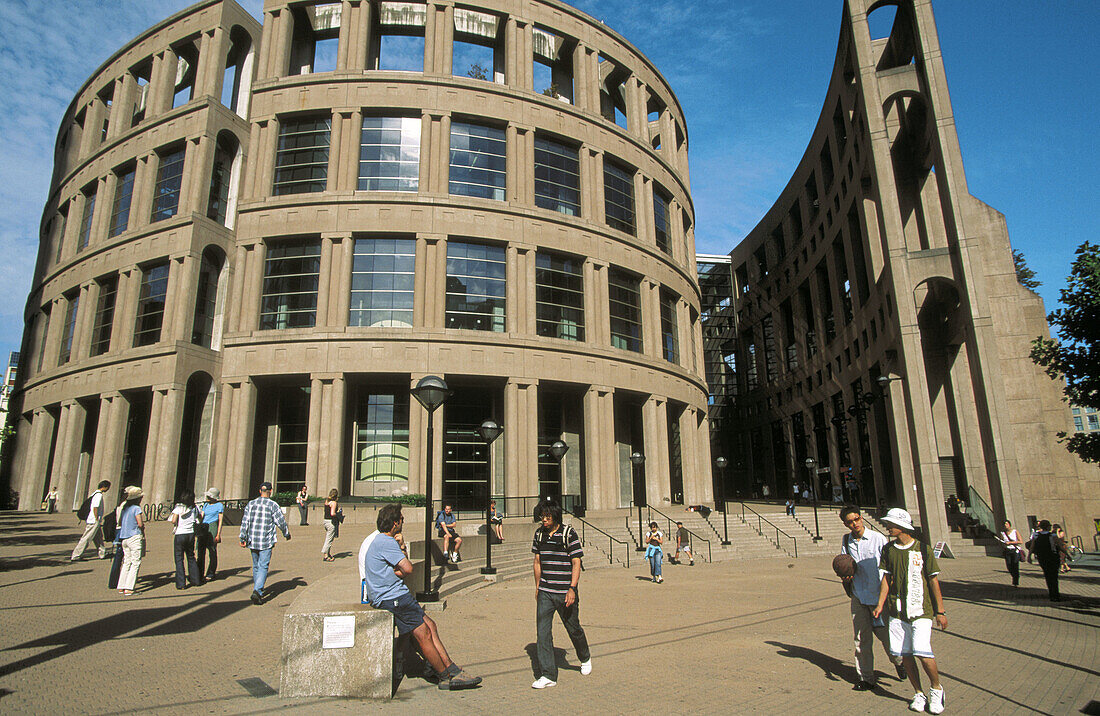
[
  {"left": 239, "top": 481, "right": 291, "bottom": 605},
  {"left": 998, "top": 520, "right": 1023, "bottom": 587},
  {"left": 114, "top": 486, "right": 145, "bottom": 595},
  {"left": 71, "top": 480, "right": 111, "bottom": 561},
  {"left": 1031, "top": 520, "right": 1068, "bottom": 601},
  {"left": 321, "top": 489, "right": 340, "bottom": 561},
  {"left": 838, "top": 505, "right": 905, "bottom": 691},
  {"left": 644, "top": 521, "right": 664, "bottom": 583},
  {"left": 296, "top": 485, "right": 309, "bottom": 526},
  {"left": 196, "top": 488, "right": 224, "bottom": 582},
  {"left": 674, "top": 521, "right": 694, "bottom": 566},
  {"left": 46, "top": 486, "right": 59, "bottom": 514},
  {"left": 169, "top": 490, "right": 202, "bottom": 590},
  {"left": 1055, "top": 525, "right": 1071, "bottom": 573},
  {"left": 531, "top": 500, "right": 591, "bottom": 689}
]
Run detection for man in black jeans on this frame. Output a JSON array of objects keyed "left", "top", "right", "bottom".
[
  {"left": 531, "top": 500, "right": 591, "bottom": 689},
  {"left": 1031, "top": 520, "right": 1068, "bottom": 601}
]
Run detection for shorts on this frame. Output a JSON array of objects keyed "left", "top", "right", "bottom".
[
  {"left": 888, "top": 617, "right": 934, "bottom": 659},
  {"left": 677, "top": 545, "right": 692, "bottom": 553},
  {"left": 378, "top": 591, "right": 426, "bottom": 635}
]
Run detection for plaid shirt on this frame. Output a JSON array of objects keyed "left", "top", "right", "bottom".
[{"left": 239, "top": 496, "right": 290, "bottom": 550}]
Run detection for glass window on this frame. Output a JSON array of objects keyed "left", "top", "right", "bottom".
[
  {"left": 1089, "top": 414, "right": 1099, "bottom": 430},
  {"left": 653, "top": 187, "right": 671, "bottom": 255},
  {"left": 358, "top": 116, "right": 420, "bottom": 192},
  {"left": 535, "top": 251, "right": 584, "bottom": 341},
  {"left": 604, "top": 160, "right": 635, "bottom": 235},
  {"left": 259, "top": 240, "right": 321, "bottom": 330},
  {"left": 1074, "top": 416, "right": 1084, "bottom": 431},
  {"left": 349, "top": 238, "right": 415, "bottom": 327},
  {"left": 445, "top": 241, "right": 505, "bottom": 331},
  {"left": 353, "top": 390, "right": 410, "bottom": 490},
  {"left": 58, "top": 293, "right": 79, "bottom": 364},
  {"left": 273, "top": 116, "right": 331, "bottom": 195},
  {"left": 90, "top": 276, "right": 117, "bottom": 357},
  {"left": 273, "top": 386, "right": 310, "bottom": 493},
  {"left": 207, "top": 137, "right": 235, "bottom": 225},
  {"left": 608, "top": 268, "right": 642, "bottom": 352},
  {"left": 660, "top": 289, "right": 679, "bottom": 363},
  {"left": 191, "top": 254, "right": 221, "bottom": 347},
  {"left": 449, "top": 121, "right": 505, "bottom": 200},
  {"left": 109, "top": 166, "right": 135, "bottom": 237},
  {"left": 133, "top": 262, "right": 170, "bottom": 347},
  {"left": 78, "top": 186, "right": 96, "bottom": 251},
  {"left": 150, "top": 146, "right": 185, "bottom": 222},
  {"left": 534, "top": 137, "right": 580, "bottom": 216}
]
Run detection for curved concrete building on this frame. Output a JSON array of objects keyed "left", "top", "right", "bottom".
[
  {"left": 6, "top": 0, "right": 710, "bottom": 514},
  {"left": 709, "top": 0, "right": 1098, "bottom": 542}
]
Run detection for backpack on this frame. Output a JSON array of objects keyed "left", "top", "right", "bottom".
[{"left": 76, "top": 494, "right": 95, "bottom": 521}]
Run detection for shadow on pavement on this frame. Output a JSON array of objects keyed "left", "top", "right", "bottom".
[
  {"left": 523, "top": 642, "right": 578, "bottom": 678},
  {"left": 0, "top": 532, "right": 78, "bottom": 547},
  {"left": 262, "top": 576, "right": 308, "bottom": 601},
  {"left": 0, "top": 568, "right": 93, "bottom": 590}
]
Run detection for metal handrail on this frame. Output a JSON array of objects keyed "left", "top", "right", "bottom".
[
  {"left": 965, "top": 486, "right": 997, "bottom": 536},
  {"left": 646, "top": 505, "right": 711, "bottom": 563},
  {"left": 429, "top": 494, "right": 581, "bottom": 521},
  {"left": 564, "top": 509, "right": 630, "bottom": 568},
  {"left": 737, "top": 502, "right": 798, "bottom": 558}
]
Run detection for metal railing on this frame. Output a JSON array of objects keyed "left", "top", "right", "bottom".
[
  {"left": 965, "top": 487, "right": 997, "bottom": 537},
  {"left": 737, "top": 502, "right": 798, "bottom": 558},
  {"left": 427, "top": 494, "right": 581, "bottom": 522},
  {"left": 563, "top": 508, "right": 630, "bottom": 567},
  {"left": 646, "top": 505, "right": 712, "bottom": 563}
]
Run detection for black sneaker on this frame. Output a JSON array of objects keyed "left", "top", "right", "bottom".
[
  {"left": 250, "top": 590, "right": 263, "bottom": 605},
  {"left": 853, "top": 681, "right": 875, "bottom": 691},
  {"left": 895, "top": 663, "right": 907, "bottom": 680},
  {"left": 439, "top": 669, "right": 482, "bottom": 690}
]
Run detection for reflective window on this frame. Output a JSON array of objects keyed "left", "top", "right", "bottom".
[
  {"left": 109, "top": 166, "right": 135, "bottom": 237},
  {"left": 207, "top": 137, "right": 235, "bottom": 225},
  {"left": 133, "top": 262, "right": 170, "bottom": 347},
  {"left": 191, "top": 253, "right": 221, "bottom": 347},
  {"left": 150, "top": 146, "right": 185, "bottom": 222},
  {"left": 535, "top": 252, "right": 584, "bottom": 341},
  {"left": 78, "top": 185, "right": 96, "bottom": 251},
  {"left": 58, "top": 293, "right": 79, "bottom": 364},
  {"left": 660, "top": 289, "right": 679, "bottom": 363},
  {"left": 349, "top": 238, "right": 415, "bottom": 327},
  {"left": 273, "top": 386, "right": 310, "bottom": 493},
  {"left": 653, "top": 187, "right": 671, "bottom": 255},
  {"left": 608, "top": 268, "right": 642, "bottom": 352},
  {"left": 446, "top": 241, "right": 505, "bottom": 331},
  {"left": 534, "top": 137, "right": 580, "bottom": 216},
  {"left": 260, "top": 240, "right": 321, "bottom": 329},
  {"left": 90, "top": 275, "right": 117, "bottom": 357},
  {"left": 449, "top": 122, "right": 505, "bottom": 200},
  {"left": 358, "top": 116, "right": 420, "bottom": 192},
  {"left": 273, "top": 116, "right": 330, "bottom": 195},
  {"left": 604, "top": 160, "right": 635, "bottom": 235},
  {"left": 353, "top": 390, "right": 410, "bottom": 491}
]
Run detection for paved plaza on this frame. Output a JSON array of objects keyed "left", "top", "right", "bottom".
[{"left": 1, "top": 510, "right": 1098, "bottom": 715}]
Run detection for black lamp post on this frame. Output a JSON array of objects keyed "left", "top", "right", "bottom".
[
  {"left": 412, "top": 376, "right": 451, "bottom": 602},
  {"left": 715, "top": 456, "right": 731, "bottom": 545},
  {"left": 630, "top": 451, "right": 645, "bottom": 551},
  {"left": 805, "top": 456, "right": 822, "bottom": 541},
  {"left": 478, "top": 419, "right": 502, "bottom": 576},
  {"left": 548, "top": 440, "right": 569, "bottom": 509}
]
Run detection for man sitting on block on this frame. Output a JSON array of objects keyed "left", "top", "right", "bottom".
[{"left": 361, "top": 503, "right": 482, "bottom": 691}]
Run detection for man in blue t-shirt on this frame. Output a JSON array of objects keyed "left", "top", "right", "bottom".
[
  {"left": 362, "top": 503, "right": 481, "bottom": 691},
  {"left": 435, "top": 504, "right": 462, "bottom": 563}
]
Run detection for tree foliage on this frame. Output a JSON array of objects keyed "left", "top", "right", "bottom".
[
  {"left": 1030, "top": 241, "right": 1100, "bottom": 462},
  {"left": 1013, "top": 250, "right": 1041, "bottom": 291},
  {"left": 466, "top": 63, "right": 488, "bottom": 81}
]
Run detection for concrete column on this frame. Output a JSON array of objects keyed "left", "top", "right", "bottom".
[
  {"left": 642, "top": 395, "right": 671, "bottom": 506},
  {"left": 327, "top": 112, "right": 345, "bottom": 192},
  {"left": 41, "top": 297, "right": 65, "bottom": 371},
  {"left": 79, "top": 97, "right": 105, "bottom": 156},
  {"left": 334, "top": 236, "right": 353, "bottom": 327},
  {"left": 676, "top": 298, "right": 692, "bottom": 371},
  {"left": 228, "top": 379, "right": 258, "bottom": 498},
  {"left": 129, "top": 154, "right": 154, "bottom": 232},
  {"left": 520, "top": 23, "right": 534, "bottom": 90},
  {"left": 72, "top": 281, "right": 97, "bottom": 362},
  {"left": 19, "top": 409, "right": 56, "bottom": 510},
  {"left": 522, "top": 248, "right": 537, "bottom": 335},
  {"left": 171, "top": 253, "right": 200, "bottom": 344},
  {"left": 349, "top": 1, "right": 370, "bottom": 71},
  {"left": 109, "top": 74, "right": 136, "bottom": 140},
  {"left": 437, "top": 114, "right": 451, "bottom": 194},
  {"left": 273, "top": 8, "right": 294, "bottom": 79},
  {"left": 584, "top": 386, "right": 618, "bottom": 510},
  {"left": 150, "top": 385, "right": 185, "bottom": 505},
  {"left": 315, "top": 237, "right": 335, "bottom": 328},
  {"left": 572, "top": 43, "right": 589, "bottom": 114},
  {"left": 327, "top": 376, "right": 348, "bottom": 493},
  {"left": 344, "top": 110, "right": 362, "bottom": 190},
  {"left": 678, "top": 405, "right": 700, "bottom": 502},
  {"left": 505, "top": 245, "right": 519, "bottom": 334},
  {"left": 407, "top": 374, "right": 426, "bottom": 496},
  {"left": 518, "top": 127, "right": 535, "bottom": 206},
  {"left": 153, "top": 48, "right": 178, "bottom": 115},
  {"left": 419, "top": 235, "right": 446, "bottom": 328},
  {"left": 337, "top": 1, "right": 353, "bottom": 70},
  {"left": 504, "top": 17, "right": 519, "bottom": 87},
  {"left": 242, "top": 242, "right": 267, "bottom": 332},
  {"left": 49, "top": 402, "right": 82, "bottom": 507},
  {"left": 505, "top": 124, "right": 519, "bottom": 204},
  {"left": 259, "top": 118, "right": 280, "bottom": 195},
  {"left": 306, "top": 376, "right": 324, "bottom": 496},
  {"left": 641, "top": 279, "right": 660, "bottom": 358},
  {"left": 693, "top": 408, "right": 714, "bottom": 503},
  {"left": 504, "top": 379, "right": 540, "bottom": 499},
  {"left": 668, "top": 198, "right": 684, "bottom": 266},
  {"left": 91, "top": 175, "right": 113, "bottom": 247},
  {"left": 591, "top": 149, "right": 606, "bottom": 225},
  {"left": 632, "top": 170, "right": 648, "bottom": 241},
  {"left": 660, "top": 108, "right": 677, "bottom": 168},
  {"left": 210, "top": 381, "right": 235, "bottom": 496},
  {"left": 184, "top": 134, "right": 214, "bottom": 217},
  {"left": 90, "top": 393, "right": 128, "bottom": 507},
  {"left": 257, "top": 11, "right": 278, "bottom": 80}
]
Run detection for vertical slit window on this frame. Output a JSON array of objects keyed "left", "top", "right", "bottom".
[
  {"left": 445, "top": 241, "right": 506, "bottom": 331},
  {"left": 274, "top": 116, "right": 331, "bottom": 195},
  {"left": 78, "top": 186, "right": 96, "bottom": 251},
  {"left": 603, "top": 160, "right": 635, "bottom": 235},
  {"left": 54, "top": 205, "right": 68, "bottom": 264},
  {"left": 535, "top": 251, "right": 585, "bottom": 341},
  {"left": 109, "top": 166, "right": 135, "bottom": 237},
  {"left": 207, "top": 138, "right": 234, "bottom": 225},
  {"left": 58, "top": 293, "right": 79, "bottom": 364},
  {"left": 449, "top": 122, "right": 506, "bottom": 200},
  {"left": 133, "top": 262, "right": 170, "bottom": 347},
  {"left": 358, "top": 116, "right": 420, "bottom": 192},
  {"left": 660, "top": 289, "right": 679, "bottom": 363},
  {"left": 191, "top": 254, "right": 220, "bottom": 347},
  {"left": 35, "top": 307, "right": 51, "bottom": 372},
  {"left": 349, "top": 238, "right": 415, "bottom": 327},
  {"left": 534, "top": 137, "right": 580, "bottom": 216},
  {"left": 150, "top": 146, "right": 185, "bottom": 222},
  {"left": 653, "top": 187, "right": 671, "bottom": 254},
  {"left": 260, "top": 240, "right": 321, "bottom": 330},
  {"left": 90, "top": 276, "right": 117, "bottom": 357},
  {"left": 608, "top": 268, "right": 642, "bottom": 352}
]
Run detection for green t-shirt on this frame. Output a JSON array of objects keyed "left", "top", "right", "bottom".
[{"left": 880, "top": 539, "right": 940, "bottom": 622}]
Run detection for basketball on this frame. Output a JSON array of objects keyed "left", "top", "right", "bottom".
[{"left": 832, "top": 553, "right": 857, "bottom": 578}]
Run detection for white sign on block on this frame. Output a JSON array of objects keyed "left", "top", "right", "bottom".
[{"left": 322, "top": 615, "right": 356, "bottom": 649}]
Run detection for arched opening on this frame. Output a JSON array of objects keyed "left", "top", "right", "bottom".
[
  {"left": 176, "top": 372, "right": 216, "bottom": 498},
  {"left": 866, "top": 1, "right": 917, "bottom": 71},
  {"left": 885, "top": 92, "right": 949, "bottom": 252},
  {"left": 192, "top": 246, "right": 228, "bottom": 350},
  {"left": 222, "top": 26, "right": 255, "bottom": 118},
  {"left": 206, "top": 130, "right": 242, "bottom": 228},
  {"left": 866, "top": 2, "right": 897, "bottom": 41}
]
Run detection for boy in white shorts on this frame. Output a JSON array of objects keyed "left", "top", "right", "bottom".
[{"left": 872, "top": 508, "right": 948, "bottom": 714}]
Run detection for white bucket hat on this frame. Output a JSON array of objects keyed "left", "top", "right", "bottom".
[
  {"left": 205, "top": 487, "right": 221, "bottom": 500},
  {"left": 881, "top": 507, "right": 915, "bottom": 532}
]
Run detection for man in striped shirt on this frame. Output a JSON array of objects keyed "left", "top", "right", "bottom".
[
  {"left": 531, "top": 500, "right": 591, "bottom": 689},
  {"left": 239, "top": 482, "right": 291, "bottom": 605}
]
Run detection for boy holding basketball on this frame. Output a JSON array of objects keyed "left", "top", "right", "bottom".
[{"left": 873, "top": 508, "right": 948, "bottom": 714}]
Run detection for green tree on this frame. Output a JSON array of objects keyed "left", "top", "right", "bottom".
[
  {"left": 466, "top": 63, "right": 488, "bottom": 80},
  {"left": 1013, "top": 250, "right": 1041, "bottom": 291},
  {"left": 1030, "top": 242, "right": 1100, "bottom": 462}
]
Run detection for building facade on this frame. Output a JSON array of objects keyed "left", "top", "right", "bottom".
[
  {"left": 707, "top": 0, "right": 1099, "bottom": 541},
  {"left": 5, "top": 0, "right": 711, "bottom": 514}
]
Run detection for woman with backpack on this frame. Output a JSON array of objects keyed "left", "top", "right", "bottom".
[{"left": 169, "top": 489, "right": 202, "bottom": 589}]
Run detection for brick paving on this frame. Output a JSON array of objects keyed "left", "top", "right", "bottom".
[{"left": 1, "top": 511, "right": 1098, "bottom": 715}]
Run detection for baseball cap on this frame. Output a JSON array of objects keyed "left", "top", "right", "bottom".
[{"left": 260, "top": 481, "right": 273, "bottom": 491}]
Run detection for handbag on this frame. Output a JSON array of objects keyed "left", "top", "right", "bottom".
[{"left": 107, "top": 544, "right": 124, "bottom": 589}]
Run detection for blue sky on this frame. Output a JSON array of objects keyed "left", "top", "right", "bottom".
[{"left": 0, "top": 0, "right": 1096, "bottom": 366}]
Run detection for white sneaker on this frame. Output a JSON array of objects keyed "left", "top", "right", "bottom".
[
  {"left": 531, "top": 676, "right": 556, "bottom": 689},
  {"left": 580, "top": 660, "right": 592, "bottom": 675},
  {"left": 909, "top": 692, "right": 928, "bottom": 712},
  {"left": 929, "top": 687, "right": 945, "bottom": 714}
]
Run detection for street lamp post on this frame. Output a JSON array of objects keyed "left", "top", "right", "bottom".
[
  {"left": 630, "top": 452, "right": 645, "bottom": 551},
  {"left": 477, "top": 419, "right": 503, "bottom": 576},
  {"left": 804, "top": 456, "right": 822, "bottom": 541},
  {"left": 412, "top": 376, "right": 452, "bottom": 602},
  {"left": 715, "top": 457, "right": 731, "bottom": 545}
]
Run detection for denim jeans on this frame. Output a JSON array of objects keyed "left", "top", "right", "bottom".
[
  {"left": 536, "top": 589, "right": 590, "bottom": 681},
  {"left": 196, "top": 529, "right": 218, "bottom": 579},
  {"left": 251, "top": 548, "right": 273, "bottom": 594},
  {"left": 649, "top": 551, "right": 663, "bottom": 578},
  {"left": 173, "top": 533, "right": 200, "bottom": 588}
]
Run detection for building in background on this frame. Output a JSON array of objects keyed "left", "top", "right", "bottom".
[
  {"left": 0, "top": 352, "right": 19, "bottom": 426},
  {"left": 1071, "top": 405, "right": 1100, "bottom": 435}
]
